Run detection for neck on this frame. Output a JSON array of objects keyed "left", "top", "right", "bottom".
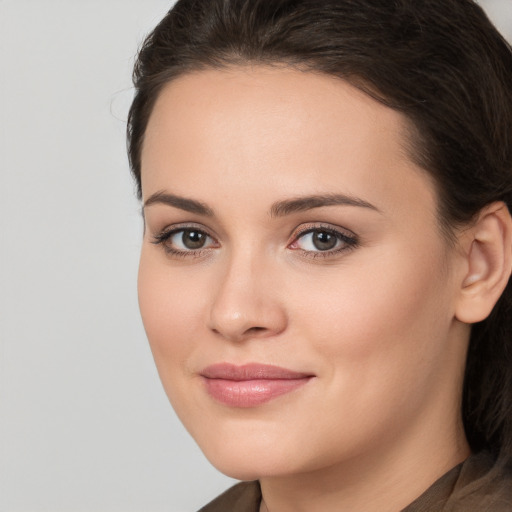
[{"left": 259, "top": 418, "right": 470, "bottom": 512}]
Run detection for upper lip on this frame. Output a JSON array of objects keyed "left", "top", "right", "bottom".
[{"left": 200, "top": 363, "right": 314, "bottom": 381}]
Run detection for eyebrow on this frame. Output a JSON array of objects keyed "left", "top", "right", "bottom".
[
  {"left": 143, "top": 191, "right": 214, "bottom": 216},
  {"left": 143, "top": 190, "right": 379, "bottom": 218},
  {"left": 269, "top": 194, "right": 380, "bottom": 217}
]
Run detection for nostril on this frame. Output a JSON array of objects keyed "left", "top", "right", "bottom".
[{"left": 246, "top": 326, "right": 267, "bottom": 334}]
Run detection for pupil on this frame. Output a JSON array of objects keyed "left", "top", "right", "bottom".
[
  {"left": 313, "top": 231, "right": 337, "bottom": 251},
  {"left": 182, "top": 230, "right": 205, "bottom": 249}
]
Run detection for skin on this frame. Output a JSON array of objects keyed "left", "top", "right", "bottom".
[{"left": 138, "top": 66, "right": 476, "bottom": 512}]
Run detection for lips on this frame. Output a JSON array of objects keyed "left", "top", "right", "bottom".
[{"left": 200, "top": 363, "right": 314, "bottom": 408}]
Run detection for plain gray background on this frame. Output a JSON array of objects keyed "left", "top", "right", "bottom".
[{"left": 1, "top": 1, "right": 511, "bottom": 511}]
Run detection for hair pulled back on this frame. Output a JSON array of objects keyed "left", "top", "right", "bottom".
[{"left": 127, "top": 0, "right": 512, "bottom": 461}]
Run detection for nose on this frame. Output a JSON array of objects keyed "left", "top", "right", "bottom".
[{"left": 207, "top": 253, "right": 288, "bottom": 342}]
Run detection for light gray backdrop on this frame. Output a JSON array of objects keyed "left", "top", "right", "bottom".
[{"left": 1, "top": 1, "right": 511, "bottom": 511}]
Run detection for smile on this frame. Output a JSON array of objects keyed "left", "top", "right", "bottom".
[{"left": 200, "top": 363, "right": 314, "bottom": 408}]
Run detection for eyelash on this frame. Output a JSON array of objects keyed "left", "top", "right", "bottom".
[
  {"left": 289, "top": 224, "right": 359, "bottom": 259},
  {"left": 150, "top": 223, "right": 359, "bottom": 260},
  {"left": 150, "top": 224, "right": 218, "bottom": 259}
]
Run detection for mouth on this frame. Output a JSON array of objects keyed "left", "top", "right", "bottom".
[{"left": 200, "top": 363, "right": 314, "bottom": 408}]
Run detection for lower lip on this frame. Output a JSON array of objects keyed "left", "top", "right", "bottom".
[{"left": 203, "top": 377, "right": 312, "bottom": 407}]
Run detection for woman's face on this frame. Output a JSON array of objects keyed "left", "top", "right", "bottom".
[{"left": 138, "top": 67, "right": 469, "bottom": 479}]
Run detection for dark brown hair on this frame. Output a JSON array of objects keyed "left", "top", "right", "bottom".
[{"left": 127, "top": 0, "right": 512, "bottom": 461}]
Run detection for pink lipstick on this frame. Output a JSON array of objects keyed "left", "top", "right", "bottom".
[{"left": 200, "top": 363, "right": 313, "bottom": 408}]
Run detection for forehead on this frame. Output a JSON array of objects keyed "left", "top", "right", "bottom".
[
  {"left": 143, "top": 66, "right": 410, "bottom": 166},
  {"left": 141, "top": 65, "right": 435, "bottom": 219}
]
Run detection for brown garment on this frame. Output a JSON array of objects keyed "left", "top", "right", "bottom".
[{"left": 198, "top": 452, "right": 512, "bottom": 511}]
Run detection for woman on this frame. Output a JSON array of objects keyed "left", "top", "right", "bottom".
[{"left": 127, "top": 0, "right": 512, "bottom": 510}]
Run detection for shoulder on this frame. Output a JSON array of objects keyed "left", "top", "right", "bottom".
[
  {"left": 447, "top": 452, "right": 512, "bottom": 511},
  {"left": 198, "top": 481, "right": 261, "bottom": 512},
  {"left": 403, "top": 452, "right": 512, "bottom": 512}
]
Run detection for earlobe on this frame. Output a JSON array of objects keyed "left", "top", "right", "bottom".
[{"left": 455, "top": 202, "right": 512, "bottom": 324}]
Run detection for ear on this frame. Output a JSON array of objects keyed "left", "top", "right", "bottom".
[{"left": 455, "top": 202, "right": 512, "bottom": 324}]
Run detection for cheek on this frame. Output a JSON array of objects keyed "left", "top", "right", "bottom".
[
  {"left": 137, "top": 250, "right": 205, "bottom": 364},
  {"left": 137, "top": 251, "right": 216, "bottom": 421},
  {"left": 275, "top": 245, "right": 457, "bottom": 461},
  {"left": 294, "top": 243, "right": 453, "bottom": 381}
]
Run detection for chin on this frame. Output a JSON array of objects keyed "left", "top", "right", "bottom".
[
  {"left": 190, "top": 421, "right": 308, "bottom": 480},
  {"left": 205, "top": 449, "right": 295, "bottom": 481}
]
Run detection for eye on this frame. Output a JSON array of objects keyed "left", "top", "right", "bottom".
[
  {"left": 296, "top": 230, "right": 339, "bottom": 251},
  {"left": 151, "top": 226, "right": 218, "bottom": 256},
  {"left": 289, "top": 225, "right": 358, "bottom": 256},
  {"left": 170, "top": 229, "right": 212, "bottom": 250}
]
